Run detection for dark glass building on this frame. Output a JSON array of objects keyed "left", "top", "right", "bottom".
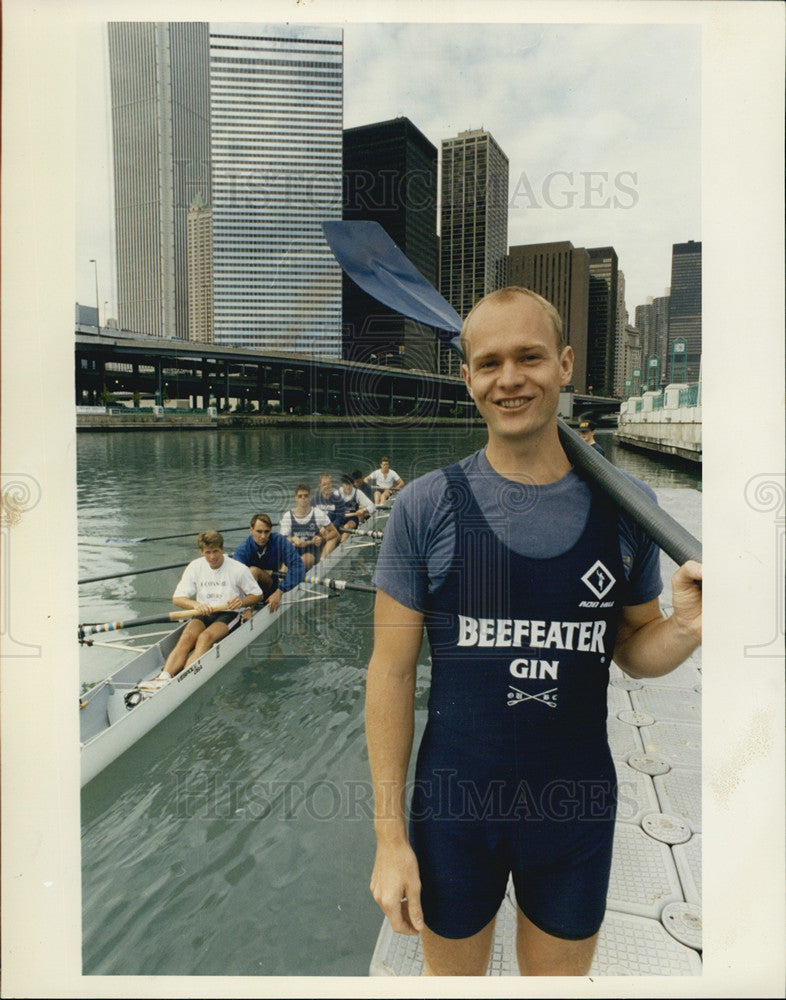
[
  {"left": 668, "top": 241, "right": 702, "bottom": 383},
  {"left": 587, "top": 246, "right": 619, "bottom": 395},
  {"left": 342, "top": 117, "right": 438, "bottom": 370}
]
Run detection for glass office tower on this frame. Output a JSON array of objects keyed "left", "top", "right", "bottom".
[{"left": 209, "top": 23, "right": 344, "bottom": 356}]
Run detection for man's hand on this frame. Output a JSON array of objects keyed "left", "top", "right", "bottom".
[
  {"left": 312, "top": 534, "right": 323, "bottom": 548},
  {"left": 266, "top": 588, "right": 283, "bottom": 614},
  {"left": 370, "top": 840, "right": 424, "bottom": 936},
  {"left": 670, "top": 559, "right": 702, "bottom": 641}
]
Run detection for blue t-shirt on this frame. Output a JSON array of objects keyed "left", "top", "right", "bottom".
[
  {"left": 232, "top": 531, "right": 306, "bottom": 593},
  {"left": 372, "top": 449, "right": 662, "bottom": 612}
]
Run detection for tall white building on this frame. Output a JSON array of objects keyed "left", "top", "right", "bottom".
[
  {"left": 108, "top": 22, "right": 211, "bottom": 339},
  {"left": 108, "top": 22, "right": 343, "bottom": 354},
  {"left": 209, "top": 23, "right": 343, "bottom": 355}
]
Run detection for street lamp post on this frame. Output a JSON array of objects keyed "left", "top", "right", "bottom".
[{"left": 89, "top": 259, "right": 100, "bottom": 333}]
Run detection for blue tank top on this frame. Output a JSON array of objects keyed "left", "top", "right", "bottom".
[
  {"left": 425, "top": 462, "right": 625, "bottom": 756},
  {"left": 342, "top": 488, "right": 360, "bottom": 514},
  {"left": 289, "top": 508, "right": 318, "bottom": 541}
]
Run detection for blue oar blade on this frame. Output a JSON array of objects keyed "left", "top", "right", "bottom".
[{"left": 322, "top": 220, "right": 464, "bottom": 346}]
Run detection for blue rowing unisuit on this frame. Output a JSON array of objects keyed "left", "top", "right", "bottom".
[{"left": 409, "top": 461, "right": 626, "bottom": 940}]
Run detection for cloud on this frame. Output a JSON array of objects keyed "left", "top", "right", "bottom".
[{"left": 343, "top": 21, "right": 700, "bottom": 309}]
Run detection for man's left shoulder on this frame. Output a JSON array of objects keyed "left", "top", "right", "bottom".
[{"left": 615, "top": 469, "right": 658, "bottom": 502}]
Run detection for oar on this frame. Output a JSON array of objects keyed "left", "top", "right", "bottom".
[
  {"left": 322, "top": 220, "right": 702, "bottom": 567},
  {"left": 79, "top": 525, "right": 257, "bottom": 545},
  {"left": 79, "top": 521, "right": 388, "bottom": 585},
  {"left": 79, "top": 561, "right": 188, "bottom": 585},
  {"left": 79, "top": 603, "right": 230, "bottom": 639},
  {"left": 342, "top": 526, "right": 386, "bottom": 539},
  {"left": 304, "top": 574, "right": 376, "bottom": 594}
]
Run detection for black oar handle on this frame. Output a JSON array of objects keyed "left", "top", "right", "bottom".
[{"left": 557, "top": 420, "right": 702, "bottom": 566}]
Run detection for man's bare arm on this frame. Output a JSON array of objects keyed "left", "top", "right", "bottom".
[
  {"left": 366, "top": 589, "right": 425, "bottom": 936},
  {"left": 614, "top": 560, "right": 702, "bottom": 678}
]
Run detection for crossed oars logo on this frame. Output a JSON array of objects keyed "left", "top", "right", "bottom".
[{"left": 507, "top": 686, "right": 559, "bottom": 709}]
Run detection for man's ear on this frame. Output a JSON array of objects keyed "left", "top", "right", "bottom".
[
  {"left": 559, "top": 346, "right": 574, "bottom": 386},
  {"left": 461, "top": 362, "right": 474, "bottom": 398}
]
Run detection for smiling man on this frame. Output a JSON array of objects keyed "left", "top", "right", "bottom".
[
  {"left": 365, "top": 287, "right": 702, "bottom": 976},
  {"left": 139, "top": 530, "right": 263, "bottom": 692}
]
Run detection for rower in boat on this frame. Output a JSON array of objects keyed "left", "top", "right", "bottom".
[
  {"left": 312, "top": 474, "right": 348, "bottom": 542},
  {"left": 352, "top": 469, "right": 376, "bottom": 505},
  {"left": 338, "top": 473, "right": 376, "bottom": 541},
  {"left": 138, "top": 530, "right": 263, "bottom": 692},
  {"left": 231, "top": 513, "right": 306, "bottom": 613},
  {"left": 279, "top": 483, "right": 339, "bottom": 570},
  {"left": 365, "top": 457, "right": 405, "bottom": 505}
]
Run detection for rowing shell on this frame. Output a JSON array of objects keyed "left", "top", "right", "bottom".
[{"left": 79, "top": 511, "right": 388, "bottom": 787}]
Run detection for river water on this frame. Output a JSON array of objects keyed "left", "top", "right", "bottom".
[{"left": 78, "top": 425, "right": 701, "bottom": 976}]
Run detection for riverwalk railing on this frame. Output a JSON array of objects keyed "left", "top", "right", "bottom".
[{"left": 616, "top": 382, "right": 702, "bottom": 463}]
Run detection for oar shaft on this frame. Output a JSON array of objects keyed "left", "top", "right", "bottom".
[
  {"left": 79, "top": 603, "right": 230, "bottom": 638},
  {"left": 79, "top": 561, "right": 188, "bottom": 585},
  {"left": 103, "top": 525, "right": 250, "bottom": 544},
  {"left": 342, "top": 526, "right": 386, "bottom": 539},
  {"left": 304, "top": 575, "right": 377, "bottom": 594},
  {"left": 557, "top": 420, "right": 702, "bottom": 565}
]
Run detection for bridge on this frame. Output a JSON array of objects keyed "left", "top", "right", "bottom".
[
  {"left": 75, "top": 327, "right": 620, "bottom": 422},
  {"left": 75, "top": 328, "right": 472, "bottom": 420}
]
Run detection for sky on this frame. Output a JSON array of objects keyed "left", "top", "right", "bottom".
[{"left": 75, "top": 17, "right": 700, "bottom": 324}]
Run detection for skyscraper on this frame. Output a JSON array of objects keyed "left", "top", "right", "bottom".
[
  {"left": 612, "top": 271, "right": 629, "bottom": 397},
  {"left": 187, "top": 193, "right": 214, "bottom": 343},
  {"left": 634, "top": 291, "right": 670, "bottom": 389},
  {"left": 342, "top": 117, "right": 438, "bottom": 370},
  {"left": 587, "top": 247, "right": 619, "bottom": 395},
  {"left": 507, "top": 241, "right": 590, "bottom": 393},
  {"left": 440, "top": 129, "right": 509, "bottom": 322},
  {"left": 210, "top": 23, "right": 343, "bottom": 356},
  {"left": 667, "top": 241, "right": 702, "bottom": 382},
  {"left": 108, "top": 22, "right": 343, "bottom": 354},
  {"left": 108, "top": 22, "right": 211, "bottom": 339}
]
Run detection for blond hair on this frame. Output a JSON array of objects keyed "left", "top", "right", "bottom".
[
  {"left": 198, "top": 530, "right": 224, "bottom": 550},
  {"left": 460, "top": 287, "right": 565, "bottom": 360}
]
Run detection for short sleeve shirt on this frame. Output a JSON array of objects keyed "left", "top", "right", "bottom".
[
  {"left": 173, "top": 555, "right": 263, "bottom": 604},
  {"left": 372, "top": 449, "right": 662, "bottom": 613},
  {"left": 368, "top": 468, "right": 401, "bottom": 489}
]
